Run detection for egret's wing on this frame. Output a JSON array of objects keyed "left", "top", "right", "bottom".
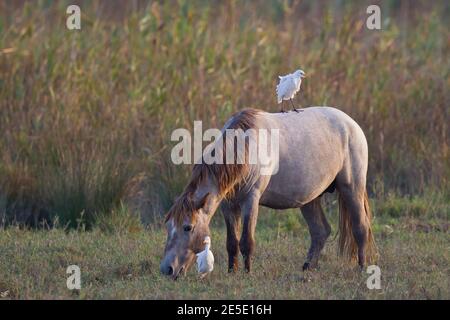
[
  {"left": 196, "top": 250, "right": 206, "bottom": 272},
  {"left": 276, "top": 84, "right": 282, "bottom": 103},
  {"left": 277, "top": 74, "right": 295, "bottom": 103},
  {"left": 276, "top": 78, "right": 288, "bottom": 94},
  {"left": 278, "top": 75, "right": 290, "bottom": 83},
  {"left": 206, "top": 251, "right": 214, "bottom": 272},
  {"left": 197, "top": 258, "right": 203, "bottom": 273},
  {"left": 198, "top": 250, "right": 209, "bottom": 273},
  {"left": 200, "top": 259, "right": 210, "bottom": 273},
  {"left": 277, "top": 77, "right": 296, "bottom": 98},
  {"left": 276, "top": 81, "right": 286, "bottom": 103}
]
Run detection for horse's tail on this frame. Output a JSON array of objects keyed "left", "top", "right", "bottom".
[{"left": 338, "top": 189, "right": 377, "bottom": 264}]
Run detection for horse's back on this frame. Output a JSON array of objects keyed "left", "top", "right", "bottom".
[
  {"left": 256, "top": 106, "right": 368, "bottom": 208},
  {"left": 264, "top": 106, "right": 367, "bottom": 160},
  {"left": 268, "top": 106, "right": 363, "bottom": 135}
]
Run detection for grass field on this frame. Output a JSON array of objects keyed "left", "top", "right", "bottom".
[
  {"left": 0, "top": 1, "right": 449, "bottom": 300},
  {"left": 1, "top": 197, "right": 448, "bottom": 299}
]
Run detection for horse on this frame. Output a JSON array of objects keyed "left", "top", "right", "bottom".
[{"left": 160, "top": 107, "right": 377, "bottom": 279}]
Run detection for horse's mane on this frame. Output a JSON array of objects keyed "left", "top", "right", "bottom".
[{"left": 165, "top": 108, "right": 261, "bottom": 226}]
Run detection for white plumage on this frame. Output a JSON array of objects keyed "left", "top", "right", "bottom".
[
  {"left": 196, "top": 236, "right": 214, "bottom": 279},
  {"left": 276, "top": 69, "right": 306, "bottom": 111}
]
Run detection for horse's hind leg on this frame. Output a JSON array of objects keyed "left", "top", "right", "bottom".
[
  {"left": 221, "top": 201, "right": 241, "bottom": 272},
  {"left": 301, "top": 198, "right": 331, "bottom": 270},
  {"left": 336, "top": 161, "right": 375, "bottom": 269},
  {"left": 337, "top": 184, "right": 371, "bottom": 269}
]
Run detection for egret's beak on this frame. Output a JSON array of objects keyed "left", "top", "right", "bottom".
[{"left": 302, "top": 73, "right": 307, "bottom": 78}]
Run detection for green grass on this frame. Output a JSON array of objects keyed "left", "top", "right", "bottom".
[{"left": 0, "top": 200, "right": 448, "bottom": 300}]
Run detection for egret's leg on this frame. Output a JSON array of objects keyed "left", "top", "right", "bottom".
[
  {"left": 290, "top": 99, "right": 298, "bottom": 112},
  {"left": 300, "top": 198, "right": 331, "bottom": 271},
  {"left": 280, "top": 101, "right": 286, "bottom": 113}
]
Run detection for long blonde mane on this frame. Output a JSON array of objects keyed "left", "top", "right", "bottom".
[{"left": 165, "top": 109, "right": 260, "bottom": 226}]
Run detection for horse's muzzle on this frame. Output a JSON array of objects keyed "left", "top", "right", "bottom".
[{"left": 160, "top": 263, "right": 174, "bottom": 276}]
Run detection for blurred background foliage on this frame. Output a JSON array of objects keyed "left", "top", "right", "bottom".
[{"left": 0, "top": 0, "right": 448, "bottom": 227}]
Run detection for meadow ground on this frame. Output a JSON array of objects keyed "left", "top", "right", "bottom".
[
  {"left": 0, "top": 1, "right": 448, "bottom": 300},
  {"left": 1, "top": 197, "right": 448, "bottom": 300}
]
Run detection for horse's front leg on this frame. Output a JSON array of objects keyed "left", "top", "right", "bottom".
[
  {"left": 221, "top": 201, "right": 241, "bottom": 272},
  {"left": 239, "top": 192, "right": 260, "bottom": 272}
]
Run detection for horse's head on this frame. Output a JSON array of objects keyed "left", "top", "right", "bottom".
[
  {"left": 160, "top": 192, "right": 212, "bottom": 280},
  {"left": 160, "top": 147, "right": 247, "bottom": 279}
]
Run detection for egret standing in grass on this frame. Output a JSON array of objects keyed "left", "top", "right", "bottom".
[
  {"left": 196, "top": 236, "right": 214, "bottom": 279},
  {"left": 276, "top": 69, "right": 306, "bottom": 112}
]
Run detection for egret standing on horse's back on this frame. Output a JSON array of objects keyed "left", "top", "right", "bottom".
[{"left": 276, "top": 69, "right": 306, "bottom": 112}]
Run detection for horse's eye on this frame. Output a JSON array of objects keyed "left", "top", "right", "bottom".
[{"left": 183, "top": 224, "right": 193, "bottom": 232}]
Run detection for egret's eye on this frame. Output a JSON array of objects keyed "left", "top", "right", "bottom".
[{"left": 183, "top": 224, "right": 193, "bottom": 232}]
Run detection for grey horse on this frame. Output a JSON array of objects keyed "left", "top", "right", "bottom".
[{"left": 161, "top": 107, "right": 377, "bottom": 279}]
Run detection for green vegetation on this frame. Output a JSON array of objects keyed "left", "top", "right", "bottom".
[
  {"left": 0, "top": 1, "right": 448, "bottom": 300},
  {"left": 0, "top": 1, "right": 448, "bottom": 226}
]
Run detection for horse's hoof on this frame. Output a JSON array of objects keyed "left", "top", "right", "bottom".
[
  {"left": 293, "top": 108, "right": 299, "bottom": 113},
  {"left": 302, "top": 262, "right": 310, "bottom": 271}
]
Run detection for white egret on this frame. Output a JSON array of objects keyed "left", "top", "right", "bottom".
[
  {"left": 276, "top": 69, "right": 306, "bottom": 112},
  {"left": 196, "top": 236, "right": 214, "bottom": 279}
]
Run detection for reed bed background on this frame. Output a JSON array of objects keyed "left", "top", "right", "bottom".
[{"left": 0, "top": 0, "right": 448, "bottom": 227}]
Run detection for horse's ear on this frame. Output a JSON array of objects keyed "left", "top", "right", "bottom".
[{"left": 194, "top": 193, "right": 210, "bottom": 211}]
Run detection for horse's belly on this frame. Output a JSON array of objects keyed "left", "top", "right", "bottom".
[
  {"left": 259, "top": 189, "right": 304, "bottom": 209},
  {"left": 258, "top": 137, "right": 343, "bottom": 208},
  {"left": 259, "top": 173, "right": 331, "bottom": 208}
]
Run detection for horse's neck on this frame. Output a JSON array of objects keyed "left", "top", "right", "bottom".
[
  {"left": 193, "top": 176, "right": 222, "bottom": 219},
  {"left": 203, "top": 195, "right": 221, "bottom": 218}
]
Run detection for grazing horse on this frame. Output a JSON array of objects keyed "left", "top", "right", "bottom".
[{"left": 160, "top": 107, "right": 377, "bottom": 279}]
